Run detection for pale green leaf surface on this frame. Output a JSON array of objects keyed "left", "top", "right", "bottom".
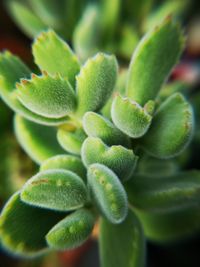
[
  {"left": 0, "top": 52, "right": 68, "bottom": 125},
  {"left": 142, "top": 93, "right": 194, "bottom": 158},
  {"left": 75, "top": 53, "right": 118, "bottom": 116},
  {"left": 57, "top": 127, "right": 87, "bottom": 155},
  {"left": 21, "top": 170, "right": 88, "bottom": 211},
  {"left": 46, "top": 208, "right": 95, "bottom": 250},
  {"left": 83, "top": 112, "right": 128, "bottom": 146},
  {"left": 88, "top": 164, "right": 128, "bottom": 224},
  {"left": 17, "top": 72, "right": 76, "bottom": 119},
  {"left": 40, "top": 154, "right": 86, "bottom": 180},
  {"left": 126, "top": 18, "right": 185, "bottom": 105},
  {"left": 32, "top": 30, "right": 80, "bottom": 86},
  {"left": 111, "top": 94, "right": 152, "bottom": 138},
  {"left": 82, "top": 137, "right": 138, "bottom": 181}
]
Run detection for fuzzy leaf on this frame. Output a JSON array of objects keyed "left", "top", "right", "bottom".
[
  {"left": 73, "top": 5, "right": 100, "bottom": 60},
  {"left": 32, "top": 30, "right": 80, "bottom": 86},
  {"left": 46, "top": 208, "right": 95, "bottom": 250},
  {"left": 14, "top": 115, "right": 64, "bottom": 164},
  {"left": 126, "top": 17, "right": 185, "bottom": 105},
  {"left": 82, "top": 137, "right": 138, "bottom": 181},
  {"left": 111, "top": 94, "right": 152, "bottom": 138},
  {"left": 40, "top": 154, "right": 86, "bottom": 179},
  {"left": 75, "top": 53, "right": 118, "bottom": 116},
  {"left": 136, "top": 205, "right": 200, "bottom": 243},
  {"left": 100, "top": 209, "right": 146, "bottom": 267},
  {"left": 21, "top": 170, "right": 88, "bottom": 211},
  {"left": 0, "top": 52, "right": 67, "bottom": 125},
  {"left": 17, "top": 72, "right": 76, "bottom": 119},
  {"left": 88, "top": 164, "right": 128, "bottom": 224},
  {"left": 83, "top": 112, "right": 128, "bottom": 146},
  {"left": 6, "top": 0, "right": 47, "bottom": 38},
  {"left": 57, "top": 127, "right": 87, "bottom": 155},
  {"left": 0, "top": 192, "right": 64, "bottom": 257},
  {"left": 142, "top": 93, "right": 194, "bottom": 158},
  {"left": 126, "top": 171, "right": 200, "bottom": 212}
]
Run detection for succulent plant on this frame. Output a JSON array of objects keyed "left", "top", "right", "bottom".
[{"left": 0, "top": 17, "right": 199, "bottom": 267}]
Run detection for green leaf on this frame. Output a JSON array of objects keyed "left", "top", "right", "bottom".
[
  {"left": 32, "top": 30, "right": 80, "bottom": 86},
  {"left": 82, "top": 137, "right": 138, "bottom": 181},
  {"left": 14, "top": 115, "right": 64, "bottom": 164},
  {"left": 83, "top": 112, "right": 128, "bottom": 146},
  {"left": 73, "top": 5, "right": 100, "bottom": 60},
  {"left": 40, "top": 154, "right": 86, "bottom": 179},
  {"left": 143, "top": 0, "right": 189, "bottom": 32},
  {"left": 142, "top": 93, "right": 194, "bottom": 158},
  {"left": 126, "top": 17, "right": 185, "bottom": 105},
  {"left": 111, "top": 94, "right": 152, "bottom": 138},
  {"left": 46, "top": 208, "right": 95, "bottom": 250},
  {"left": 88, "top": 164, "right": 128, "bottom": 223},
  {"left": 6, "top": 0, "right": 47, "bottom": 38},
  {"left": 126, "top": 171, "right": 200, "bottom": 212},
  {"left": 57, "top": 127, "right": 87, "bottom": 155},
  {"left": 0, "top": 192, "right": 64, "bottom": 257},
  {"left": 0, "top": 52, "right": 67, "bottom": 125},
  {"left": 100, "top": 209, "right": 146, "bottom": 267},
  {"left": 17, "top": 72, "right": 76, "bottom": 119},
  {"left": 28, "top": 0, "right": 65, "bottom": 28},
  {"left": 75, "top": 53, "right": 118, "bottom": 116},
  {"left": 136, "top": 205, "right": 200, "bottom": 243},
  {"left": 21, "top": 169, "right": 88, "bottom": 212}
]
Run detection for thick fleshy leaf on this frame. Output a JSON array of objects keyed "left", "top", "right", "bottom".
[
  {"left": 73, "top": 5, "right": 100, "bottom": 60},
  {"left": 126, "top": 17, "right": 185, "bottom": 105},
  {"left": 75, "top": 53, "right": 118, "bottom": 116},
  {"left": 46, "top": 208, "right": 95, "bottom": 250},
  {"left": 40, "top": 154, "right": 86, "bottom": 179},
  {"left": 136, "top": 205, "right": 200, "bottom": 243},
  {"left": 82, "top": 137, "right": 138, "bottom": 181},
  {"left": 6, "top": 0, "right": 47, "bottom": 38},
  {"left": 17, "top": 72, "right": 76, "bottom": 119},
  {"left": 0, "top": 52, "right": 67, "bottom": 125},
  {"left": 126, "top": 171, "right": 200, "bottom": 212},
  {"left": 21, "top": 170, "right": 88, "bottom": 211},
  {"left": 100, "top": 209, "right": 146, "bottom": 267},
  {"left": 111, "top": 94, "right": 152, "bottom": 138},
  {"left": 88, "top": 164, "right": 128, "bottom": 223},
  {"left": 83, "top": 112, "right": 128, "bottom": 146},
  {"left": 57, "top": 127, "right": 87, "bottom": 155},
  {"left": 32, "top": 30, "right": 80, "bottom": 86},
  {"left": 142, "top": 93, "right": 194, "bottom": 158},
  {"left": 0, "top": 192, "right": 64, "bottom": 257},
  {"left": 14, "top": 115, "right": 65, "bottom": 164}
]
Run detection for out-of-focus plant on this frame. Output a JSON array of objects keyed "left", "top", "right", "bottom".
[
  {"left": 5, "top": 0, "right": 190, "bottom": 60},
  {"left": 0, "top": 17, "right": 199, "bottom": 267}
]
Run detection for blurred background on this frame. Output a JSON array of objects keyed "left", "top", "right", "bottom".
[{"left": 0, "top": 0, "right": 200, "bottom": 266}]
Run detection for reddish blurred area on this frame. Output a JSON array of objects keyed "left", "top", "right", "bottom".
[{"left": 0, "top": 1, "right": 32, "bottom": 64}]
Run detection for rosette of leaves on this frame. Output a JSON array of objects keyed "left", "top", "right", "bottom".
[
  {"left": 5, "top": 0, "right": 189, "bottom": 60},
  {"left": 0, "top": 18, "right": 199, "bottom": 267}
]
